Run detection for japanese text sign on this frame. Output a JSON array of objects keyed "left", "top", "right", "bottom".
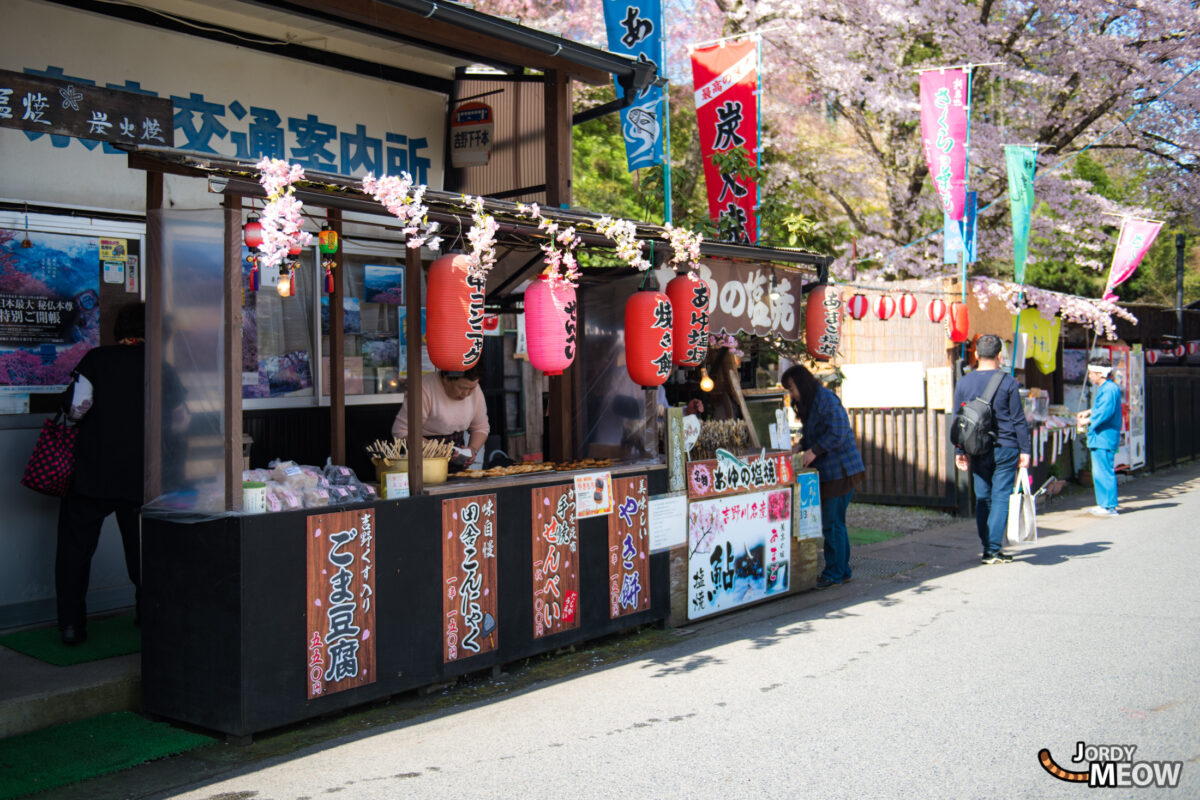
[
  {"left": 690, "top": 39, "right": 759, "bottom": 243},
  {"left": 531, "top": 484, "right": 581, "bottom": 639},
  {"left": 574, "top": 472, "right": 614, "bottom": 518},
  {"left": 608, "top": 475, "right": 652, "bottom": 618},
  {"left": 604, "top": 0, "right": 665, "bottom": 171},
  {"left": 451, "top": 101, "right": 493, "bottom": 168},
  {"left": 688, "top": 488, "right": 791, "bottom": 619},
  {"left": 687, "top": 450, "right": 793, "bottom": 500},
  {"left": 442, "top": 494, "right": 499, "bottom": 663},
  {"left": 306, "top": 509, "right": 377, "bottom": 699},
  {"left": 0, "top": 67, "right": 172, "bottom": 146},
  {"left": 919, "top": 68, "right": 970, "bottom": 222},
  {"left": 655, "top": 259, "right": 802, "bottom": 338}
]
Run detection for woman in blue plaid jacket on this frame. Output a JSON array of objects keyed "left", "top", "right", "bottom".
[{"left": 782, "top": 365, "right": 866, "bottom": 588}]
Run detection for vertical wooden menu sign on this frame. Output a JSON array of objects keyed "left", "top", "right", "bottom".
[
  {"left": 531, "top": 484, "right": 580, "bottom": 638},
  {"left": 442, "top": 494, "right": 499, "bottom": 663},
  {"left": 607, "top": 475, "right": 651, "bottom": 618},
  {"left": 306, "top": 509, "right": 376, "bottom": 699}
]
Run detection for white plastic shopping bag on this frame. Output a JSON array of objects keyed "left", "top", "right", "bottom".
[{"left": 1005, "top": 466, "right": 1038, "bottom": 545}]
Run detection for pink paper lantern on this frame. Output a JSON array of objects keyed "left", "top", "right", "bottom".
[
  {"left": 875, "top": 295, "right": 897, "bottom": 321},
  {"left": 899, "top": 292, "right": 917, "bottom": 318},
  {"left": 525, "top": 275, "right": 577, "bottom": 376}
]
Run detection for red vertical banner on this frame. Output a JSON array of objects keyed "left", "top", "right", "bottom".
[
  {"left": 690, "top": 38, "right": 759, "bottom": 243},
  {"left": 442, "top": 494, "right": 499, "bottom": 663},
  {"left": 607, "top": 475, "right": 651, "bottom": 618},
  {"left": 531, "top": 484, "right": 581, "bottom": 638},
  {"left": 306, "top": 509, "right": 377, "bottom": 699}
]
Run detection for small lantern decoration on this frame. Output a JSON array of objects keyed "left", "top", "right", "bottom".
[
  {"left": 426, "top": 253, "right": 485, "bottom": 371},
  {"left": 665, "top": 273, "right": 710, "bottom": 367},
  {"left": 276, "top": 265, "right": 294, "bottom": 298},
  {"left": 899, "top": 292, "right": 918, "bottom": 318},
  {"left": 875, "top": 295, "right": 897, "bottom": 321},
  {"left": 247, "top": 254, "right": 260, "bottom": 292},
  {"left": 323, "top": 261, "right": 336, "bottom": 294},
  {"left": 947, "top": 301, "right": 970, "bottom": 343},
  {"left": 243, "top": 215, "right": 263, "bottom": 249},
  {"left": 525, "top": 275, "right": 577, "bottom": 376},
  {"left": 1189, "top": 341, "right": 1200, "bottom": 356},
  {"left": 1172, "top": 344, "right": 1186, "bottom": 358},
  {"left": 625, "top": 290, "right": 673, "bottom": 387},
  {"left": 928, "top": 297, "right": 948, "bottom": 323},
  {"left": 1145, "top": 349, "right": 1159, "bottom": 365},
  {"left": 847, "top": 293, "right": 869, "bottom": 320},
  {"left": 805, "top": 284, "right": 842, "bottom": 363},
  {"left": 287, "top": 238, "right": 303, "bottom": 257},
  {"left": 318, "top": 226, "right": 339, "bottom": 255}
]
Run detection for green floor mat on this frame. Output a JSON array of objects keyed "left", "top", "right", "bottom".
[
  {"left": 0, "top": 615, "right": 139, "bottom": 667},
  {"left": 849, "top": 527, "right": 908, "bottom": 546},
  {"left": 0, "top": 711, "right": 211, "bottom": 799}
]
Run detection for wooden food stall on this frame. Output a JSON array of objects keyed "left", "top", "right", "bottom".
[{"left": 131, "top": 151, "right": 828, "bottom": 737}]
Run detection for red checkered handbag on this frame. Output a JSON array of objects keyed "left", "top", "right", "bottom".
[{"left": 21, "top": 411, "right": 76, "bottom": 496}]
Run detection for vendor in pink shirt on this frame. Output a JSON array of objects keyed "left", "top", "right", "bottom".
[{"left": 392, "top": 365, "right": 490, "bottom": 468}]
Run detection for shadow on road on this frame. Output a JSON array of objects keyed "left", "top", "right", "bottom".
[{"left": 1015, "top": 540, "right": 1112, "bottom": 566}]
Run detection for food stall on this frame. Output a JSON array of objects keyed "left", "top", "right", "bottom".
[{"left": 130, "top": 151, "right": 828, "bottom": 737}]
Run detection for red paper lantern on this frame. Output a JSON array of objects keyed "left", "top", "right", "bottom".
[
  {"left": 875, "top": 295, "right": 897, "bottom": 321},
  {"left": 899, "top": 292, "right": 917, "bottom": 318},
  {"left": 287, "top": 239, "right": 303, "bottom": 257},
  {"left": 928, "top": 297, "right": 948, "bottom": 323},
  {"left": 665, "top": 273, "right": 710, "bottom": 367},
  {"left": 426, "top": 253, "right": 485, "bottom": 371},
  {"left": 947, "top": 301, "right": 970, "bottom": 343},
  {"left": 243, "top": 215, "right": 263, "bottom": 249},
  {"left": 1172, "top": 344, "right": 1186, "bottom": 358},
  {"left": 1145, "top": 349, "right": 1159, "bottom": 365},
  {"left": 625, "top": 290, "right": 673, "bottom": 387},
  {"left": 525, "top": 275, "right": 577, "bottom": 376},
  {"left": 847, "top": 293, "right": 869, "bottom": 320},
  {"left": 805, "top": 284, "right": 842, "bottom": 362}
]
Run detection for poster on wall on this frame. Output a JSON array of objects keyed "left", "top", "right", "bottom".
[
  {"left": 574, "top": 471, "right": 614, "bottom": 518},
  {"left": 531, "top": 484, "right": 580, "bottom": 639},
  {"left": 442, "top": 494, "right": 499, "bottom": 663},
  {"left": 305, "top": 509, "right": 377, "bottom": 700},
  {"left": 397, "top": 307, "right": 436, "bottom": 376},
  {"left": 608, "top": 475, "right": 651, "bottom": 618},
  {"left": 688, "top": 488, "right": 792, "bottom": 619},
  {"left": 793, "top": 469, "right": 822, "bottom": 539},
  {"left": 0, "top": 228, "right": 99, "bottom": 392},
  {"left": 363, "top": 264, "right": 404, "bottom": 305}
]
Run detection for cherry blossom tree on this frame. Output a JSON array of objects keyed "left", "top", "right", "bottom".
[{"left": 476, "top": 0, "right": 1200, "bottom": 289}]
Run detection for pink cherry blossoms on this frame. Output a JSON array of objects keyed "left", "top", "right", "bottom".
[
  {"left": 255, "top": 157, "right": 313, "bottom": 270},
  {"left": 464, "top": 195, "right": 499, "bottom": 280},
  {"left": 971, "top": 277, "right": 1138, "bottom": 340},
  {"left": 597, "top": 216, "right": 651, "bottom": 272},
  {"left": 664, "top": 222, "right": 703, "bottom": 277},
  {"left": 362, "top": 172, "right": 442, "bottom": 252}
]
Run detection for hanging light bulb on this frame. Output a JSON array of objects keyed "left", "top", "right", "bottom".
[
  {"left": 768, "top": 271, "right": 780, "bottom": 303},
  {"left": 699, "top": 368, "right": 714, "bottom": 393},
  {"left": 276, "top": 269, "right": 292, "bottom": 297}
]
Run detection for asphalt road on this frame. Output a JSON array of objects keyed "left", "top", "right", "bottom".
[{"left": 104, "top": 466, "right": 1200, "bottom": 798}]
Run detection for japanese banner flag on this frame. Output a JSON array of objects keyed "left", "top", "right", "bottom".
[
  {"left": 604, "top": 0, "right": 665, "bottom": 171},
  {"left": 1104, "top": 218, "right": 1163, "bottom": 301},
  {"left": 690, "top": 38, "right": 759, "bottom": 243},
  {"left": 1005, "top": 145, "right": 1038, "bottom": 283},
  {"left": 919, "top": 69, "right": 970, "bottom": 222}
]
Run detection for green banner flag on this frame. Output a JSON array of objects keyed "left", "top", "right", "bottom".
[{"left": 1005, "top": 145, "right": 1038, "bottom": 284}]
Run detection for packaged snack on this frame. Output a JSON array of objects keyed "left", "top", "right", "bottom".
[
  {"left": 303, "top": 487, "right": 330, "bottom": 508},
  {"left": 324, "top": 464, "right": 357, "bottom": 486}
]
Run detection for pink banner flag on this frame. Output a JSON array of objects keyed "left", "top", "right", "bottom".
[
  {"left": 1104, "top": 218, "right": 1163, "bottom": 301},
  {"left": 919, "top": 69, "right": 970, "bottom": 222}
]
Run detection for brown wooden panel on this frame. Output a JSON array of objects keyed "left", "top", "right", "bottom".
[
  {"left": 442, "top": 494, "right": 499, "bottom": 663},
  {"left": 531, "top": 484, "right": 581, "bottom": 638},
  {"left": 608, "top": 475, "right": 651, "bottom": 618},
  {"left": 306, "top": 509, "right": 377, "bottom": 699}
]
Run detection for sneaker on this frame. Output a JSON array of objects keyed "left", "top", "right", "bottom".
[
  {"left": 1089, "top": 507, "right": 1119, "bottom": 518},
  {"left": 981, "top": 553, "right": 1001, "bottom": 565},
  {"left": 993, "top": 551, "right": 1014, "bottom": 562},
  {"left": 815, "top": 576, "right": 841, "bottom": 589}
]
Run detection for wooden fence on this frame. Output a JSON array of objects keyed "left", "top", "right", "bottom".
[
  {"left": 1146, "top": 368, "right": 1200, "bottom": 469},
  {"left": 848, "top": 407, "right": 958, "bottom": 509}
]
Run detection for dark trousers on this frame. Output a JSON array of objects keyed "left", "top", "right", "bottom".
[
  {"left": 970, "top": 446, "right": 1021, "bottom": 557},
  {"left": 56, "top": 491, "right": 141, "bottom": 630}
]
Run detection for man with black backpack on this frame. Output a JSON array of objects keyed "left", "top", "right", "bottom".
[{"left": 951, "top": 334, "right": 1032, "bottom": 564}]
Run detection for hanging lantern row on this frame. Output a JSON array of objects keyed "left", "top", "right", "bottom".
[
  {"left": 899, "top": 292, "right": 918, "bottom": 319},
  {"left": 875, "top": 295, "right": 897, "bottom": 321},
  {"left": 928, "top": 297, "right": 948, "bottom": 323}
]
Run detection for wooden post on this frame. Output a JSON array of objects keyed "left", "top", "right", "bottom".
[
  {"left": 145, "top": 171, "right": 164, "bottom": 503},
  {"left": 728, "top": 367, "right": 761, "bottom": 449},
  {"left": 223, "top": 193, "right": 244, "bottom": 512},
  {"left": 327, "top": 208, "right": 346, "bottom": 465},
  {"left": 544, "top": 67, "right": 575, "bottom": 462},
  {"left": 405, "top": 244, "right": 423, "bottom": 495}
]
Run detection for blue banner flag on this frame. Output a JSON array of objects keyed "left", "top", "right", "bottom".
[
  {"left": 943, "top": 191, "right": 977, "bottom": 264},
  {"left": 603, "top": 0, "right": 665, "bottom": 171}
]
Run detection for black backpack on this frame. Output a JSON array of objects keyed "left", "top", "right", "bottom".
[{"left": 951, "top": 372, "right": 1005, "bottom": 457}]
